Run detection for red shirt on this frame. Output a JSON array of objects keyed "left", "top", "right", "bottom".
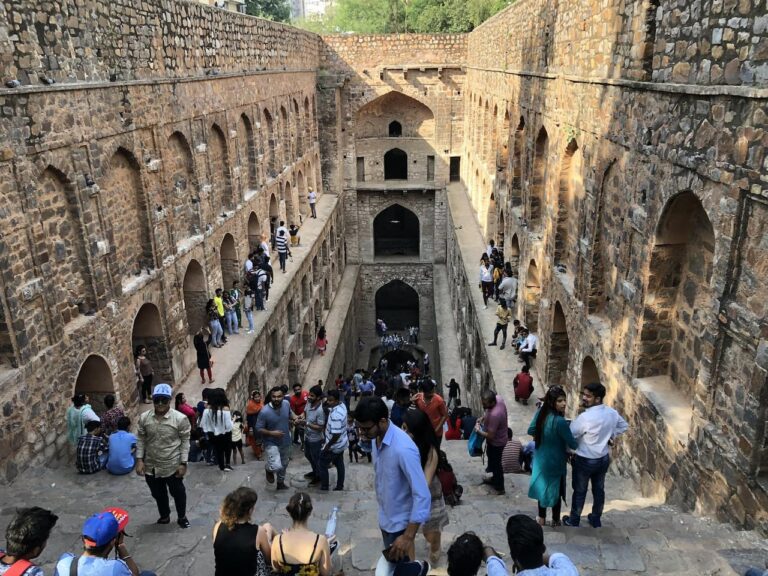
[
  {"left": 414, "top": 393, "right": 448, "bottom": 438},
  {"left": 513, "top": 372, "right": 534, "bottom": 399},
  {"left": 289, "top": 390, "right": 309, "bottom": 416}
]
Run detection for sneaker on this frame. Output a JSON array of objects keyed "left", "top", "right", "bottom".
[
  {"left": 224, "top": 465, "right": 233, "bottom": 471},
  {"left": 587, "top": 514, "right": 602, "bottom": 528},
  {"left": 276, "top": 482, "right": 289, "bottom": 490},
  {"left": 483, "top": 305, "right": 488, "bottom": 309},
  {"left": 417, "top": 561, "right": 431, "bottom": 576},
  {"left": 488, "top": 342, "right": 497, "bottom": 346},
  {"left": 177, "top": 517, "right": 190, "bottom": 529},
  {"left": 266, "top": 470, "right": 275, "bottom": 484},
  {"left": 500, "top": 344, "right": 505, "bottom": 350},
  {"left": 562, "top": 516, "right": 580, "bottom": 527},
  {"left": 157, "top": 517, "right": 171, "bottom": 525}
]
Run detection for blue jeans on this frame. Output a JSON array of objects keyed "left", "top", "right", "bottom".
[
  {"left": 209, "top": 320, "right": 223, "bottom": 346},
  {"left": 304, "top": 440, "right": 322, "bottom": 478},
  {"left": 745, "top": 569, "right": 768, "bottom": 576},
  {"left": 245, "top": 309, "right": 254, "bottom": 331},
  {"left": 254, "top": 288, "right": 264, "bottom": 310},
  {"left": 569, "top": 454, "right": 610, "bottom": 523},
  {"left": 320, "top": 450, "right": 345, "bottom": 489},
  {"left": 225, "top": 310, "right": 238, "bottom": 334}
]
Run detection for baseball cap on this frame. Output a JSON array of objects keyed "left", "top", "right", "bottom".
[
  {"left": 152, "top": 383, "right": 172, "bottom": 398},
  {"left": 82, "top": 512, "right": 119, "bottom": 547},
  {"left": 103, "top": 507, "right": 130, "bottom": 532}
]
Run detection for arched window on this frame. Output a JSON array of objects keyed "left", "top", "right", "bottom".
[
  {"left": 384, "top": 148, "right": 408, "bottom": 180},
  {"left": 388, "top": 121, "right": 402, "bottom": 137},
  {"left": 373, "top": 204, "right": 420, "bottom": 257},
  {"left": 375, "top": 280, "right": 419, "bottom": 330}
]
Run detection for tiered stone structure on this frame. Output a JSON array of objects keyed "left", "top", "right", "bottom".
[{"left": 1, "top": 0, "right": 767, "bottom": 538}]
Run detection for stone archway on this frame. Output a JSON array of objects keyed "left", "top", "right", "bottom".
[
  {"left": 297, "top": 170, "right": 309, "bottom": 218},
  {"left": 554, "top": 139, "right": 582, "bottom": 268},
  {"left": 248, "top": 212, "right": 261, "bottom": 254},
  {"left": 511, "top": 117, "right": 525, "bottom": 207},
  {"left": 284, "top": 179, "right": 297, "bottom": 224},
  {"left": 132, "top": 303, "right": 174, "bottom": 384},
  {"left": 323, "top": 278, "right": 330, "bottom": 310},
  {"left": 524, "top": 260, "right": 541, "bottom": 332},
  {"left": 302, "top": 322, "right": 313, "bottom": 359},
  {"left": 376, "top": 280, "right": 419, "bottom": 331},
  {"left": 384, "top": 148, "right": 408, "bottom": 180},
  {"left": 269, "top": 193, "right": 279, "bottom": 239},
  {"left": 547, "top": 302, "right": 570, "bottom": 387},
  {"left": 509, "top": 234, "right": 520, "bottom": 271},
  {"left": 582, "top": 355, "right": 600, "bottom": 387},
  {"left": 373, "top": 204, "right": 420, "bottom": 258},
  {"left": 530, "top": 127, "right": 548, "bottom": 230},
  {"left": 288, "top": 352, "right": 300, "bottom": 386},
  {"left": 183, "top": 259, "right": 207, "bottom": 334},
  {"left": 220, "top": 233, "right": 238, "bottom": 292},
  {"left": 74, "top": 354, "right": 115, "bottom": 412},
  {"left": 637, "top": 191, "right": 715, "bottom": 401}
]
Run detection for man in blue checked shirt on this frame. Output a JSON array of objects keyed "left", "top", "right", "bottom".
[{"left": 354, "top": 396, "right": 431, "bottom": 563}]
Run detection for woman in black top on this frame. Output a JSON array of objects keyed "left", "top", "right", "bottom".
[{"left": 213, "top": 487, "right": 274, "bottom": 576}]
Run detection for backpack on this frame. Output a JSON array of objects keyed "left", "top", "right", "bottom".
[
  {"left": 0, "top": 554, "right": 33, "bottom": 576},
  {"left": 436, "top": 451, "right": 463, "bottom": 506},
  {"left": 468, "top": 427, "right": 485, "bottom": 458}
]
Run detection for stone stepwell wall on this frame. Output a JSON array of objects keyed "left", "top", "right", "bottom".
[
  {"left": 469, "top": 0, "right": 768, "bottom": 87},
  {"left": 321, "top": 34, "right": 467, "bottom": 70},
  {"left": 0, "top": 0, "right": 322, "bottom": 86}
]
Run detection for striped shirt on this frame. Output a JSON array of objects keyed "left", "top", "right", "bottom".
[
  {"left": 324, "top": 403, "right": 349, "bottom": 453},
  {"left": 275, "top": 234, "right": 289, "bottom": 254}
]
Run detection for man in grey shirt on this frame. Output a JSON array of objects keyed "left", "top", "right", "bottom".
[
  {"left": 498, "top": 270, "right": 518, "bottom": 310},
  {"left": 301, "top": 384, "right": 326, "bottom": 486},
  {"left": 255, "top": 386, "right": 294, "bottom": 490}
]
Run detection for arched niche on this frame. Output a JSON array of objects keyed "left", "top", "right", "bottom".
[
  {"left": 511, "top": 117, "right": 525, "bottom": 207},
  {"left": 389, "top": 121, "right": 402, "bottom": 137},
  {"left": 356, "top": 92, "right": 435, "bottom": 139},
  {"left": 74, "top": 354, "right": 114, "bottom": 411},
  {"left": 297, "top": 170, "right": 309, "bottom": 217},
  {"left": 637, "top": 191, "right": 715, "bottom": 402},
  {"left": 167, "top": 132, "right": 198, "bottom": 241},
  {"left": 183, "top": 259, "right": 206, "bottom": 334},
  {"left": 284, "top": 179, "right": 297, "bottom": 223},
  {"left": 208, "top": 124, "right": 231, "bottom": 213},
  {"left": 263, "top": 108, "right": 277, "bottom": 177},
  {"left": 554, "top": 139, "right": 583, "bottom": 268},
  {"left": 220, "top": 233, "right": 238, "bottom": 292},
  {"left": 238, "top": 114, "right": 258, "bottom": 190},
  {"left": 524, "top": 260, "right": 541, "bottom": 332},
  {"left": 588, "top": 162, "right": 615, "bottom": 317},
  {"left": 288, "top": 352, "right": 300, "bottom": 386},
  {"left": 373, "top": 204, "right": 420, "bottom": 258},
  {"left": 132, "top": 302, "right": 174, "bottom": 384},
  {"left": 302, "top": 322, "right": 313, "bottom": 359},
  {"left": 375, "top": 280, "right": 419, "bottom": 331},
  {"left": 269, "top": 193, "right": 279, "bottom": 235},
  {"left": 280, "top": 105, "right": 290, "bottom": 165},
  {"left": 530, "top": 127, "right": 548, "bottom": 230},
  {"left": 509, "top": 234, "right": 521, "bottom": 270},
  {"left": 248, "top": 212, "right": 261, "bottom": 254},
  {"left": 547, "top": 302, "right": 570, "bottom": 387},
  {"left": 582, "top": 356, "right": 600, "bottom": 387},
  {"left": 384, "top": 148, "right": 408, "bottom": 180}
]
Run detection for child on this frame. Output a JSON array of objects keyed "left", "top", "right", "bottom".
[
  {"left": 231, "top": 411, "right": 246, "bottom": 465},
  {"left": 188, "top": 428, "right": 207, "bottom": 463}
]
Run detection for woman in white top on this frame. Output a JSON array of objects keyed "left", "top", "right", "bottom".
[
  {"left": 479, "top": 256, "right": 495, "bottom": 309},
  {"left": 202, "top": 388, "right": 233, "bottom": 471}
]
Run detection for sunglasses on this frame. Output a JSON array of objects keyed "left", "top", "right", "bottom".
[{"left": 153, "top": 397, "right": 171, "bottom": 405}]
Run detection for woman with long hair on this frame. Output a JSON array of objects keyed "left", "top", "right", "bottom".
[
  {"left": 402, "top": 409, "right": 449, "bottom": 565},
  {"left": 206, "top": 298, "right": 224, "bottom": 348},
  {"left": 134, "top": 345, "right": 154, "bottom": 404},
  {"left": 213, "top": 487, "right": 274, "bottom": 576},
  {"left": 271, "top": 492, "right": 332, "bottom": 576},
  {"left": 315, "top": 326, "right": 327, "bottom": 356},
  {"left": 194, "top": 326, "right": 214, "bottom": 383},
  {"left": 201, "top": 388, "right": 233, "bottom": 471},
  {"left": 527, "top": 385, "right": 578, "bottom": 527},
  {"left": 175, "top": 392, "right": 197, "bottom": 429}
]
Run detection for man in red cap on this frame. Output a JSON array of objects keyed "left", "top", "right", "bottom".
[{"left": 54, "top": 509, "right": 155, "bottom": 576}]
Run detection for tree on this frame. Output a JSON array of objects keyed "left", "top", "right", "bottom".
[{"left": 246, "top": 0, "right": 290, "bottom": 22}]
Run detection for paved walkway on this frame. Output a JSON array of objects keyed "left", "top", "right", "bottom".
[{"left": 432, "top": 264, "right": 463, "bottom": 393}]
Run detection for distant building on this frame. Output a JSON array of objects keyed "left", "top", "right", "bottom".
[{"left": 197, "top": 0, "right": 246, "bottom": 13}]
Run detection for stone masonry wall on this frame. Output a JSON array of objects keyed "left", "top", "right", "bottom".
[{"left": 460, "top": 0, "right": 768, "bottom": 533}]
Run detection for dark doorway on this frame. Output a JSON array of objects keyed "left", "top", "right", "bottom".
[
  {"left": 375, "top": 280, "right": 419, "bottom": 330},
  {"left": 449, "top": 156, "right": 461, "bottom": 182},
  {"left": 384, "top": 148, "right": 408, "bottom": 180},
  {"left": 381, "top": 349, "right": 416, "bottom": 372},
  {"left": 374, "top": 204, "right": 420, "bottom": 257},
  {"left": 388, "top": 121, "right": 402, "bottom": 137}
]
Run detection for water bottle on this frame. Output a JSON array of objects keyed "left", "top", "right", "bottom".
[{"left": 325, "top": 506, "right": 339, "bottom": 538}]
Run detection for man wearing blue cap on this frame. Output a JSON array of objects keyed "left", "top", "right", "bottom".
[
  {"left": 54, "top": 511, "right": 155, "bottom": 576},
  {"left": 136, "top": 383, "right": 192, "bottom": 529}
]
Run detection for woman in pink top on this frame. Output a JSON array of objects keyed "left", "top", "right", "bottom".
[{"left": 175, "top": 393, "right": 197, "bottom": 429}]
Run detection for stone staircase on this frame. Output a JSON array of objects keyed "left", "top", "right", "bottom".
[{"left": 2, "top": 428, "right": 766, "bottom": 576}]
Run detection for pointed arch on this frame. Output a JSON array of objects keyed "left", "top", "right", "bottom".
[
  {"left": 499, "top": 109, "right": 511, "bottom": 169},
  {"left": 588, "top": 162, "right": 615, "bottom": 316},
  {"left": 280, "top": 105, "right": 290, "bottom": 166},
  {"left": 375, "top": 280, "right": 419, "bottom": 330},
  {"left": 183, "top": 259, "right": 207, "bottom": 334},
  {"left": 524, "top": 259, "right": 541, "bottom": 332},
  {"left": 554, "top": 139, "right": 583, "bottom": 268},
  {"left": 220, "top": 233, "right": 238, "bottom": 291},
  {"left": 167, "top": 131, "right": 198, "bottom": 242},
  {"left": 297, "top": 170, "right": 309, "bottom": 217},
  {"left": 384, "top": 148, "right": 408, "bottom": 180},
  {"left": 637, "top": 191, "right": 715, "bottom": 400},
  {"left": 263, "top": 108, "right": 277, "bottom": 178},
  {"left": 248, "top": 212, "right": 261, "bottom": 254},
  {"left": 511, "top": 116, "right": 525, "bottom": 207},
  {"left": 102, "top": 148, "right": 152, "bottom": 278},
  {"left": 547, "top": 302, "right": 570, "bottom": 387},
  {"left": 356, "top": 92, "right": 435, "bottom": 140},
  {"left": 132, "top": 302, "right": 174, "bottom": 384},
  {"left": 238, "top": 114, "right": 258, "bottom": 190},
  {"left": 374, "top": 204, "right": 420, "bottom": 257},
  {"left": 74, "top": 355, "right": 114, "bottom": 410},
  {"left": 582, "top": 355, "right": 600, "bottom": 387},
  {"left": 208, "top": 123, "right": 232, "bottom": 213},
  {"left": 530, "top": 127, "right": 548, "bottom": 230},
  {"left": 38, "top": 166, "right": 92, "bottom": 324}
]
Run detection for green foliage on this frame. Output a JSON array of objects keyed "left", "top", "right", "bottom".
[
  {"left": 292, "top": 0, "right": 512, "bottom": 34},
  {"left": 246, "top": 0, "right": 290, "bottom": 22}
]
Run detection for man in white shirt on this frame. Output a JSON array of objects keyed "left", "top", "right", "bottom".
[
  {"left": 308, "top": 189, "right": 317, "bottom": 218},
  {"left": 518, "top": 329, "right": 538, "bottom": 368},
  {"left": 563, "top": 382, "right": 628, "bottom": 528},
  {"left": 498, "top": 270, "right": 518, "bottom": 310}
]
